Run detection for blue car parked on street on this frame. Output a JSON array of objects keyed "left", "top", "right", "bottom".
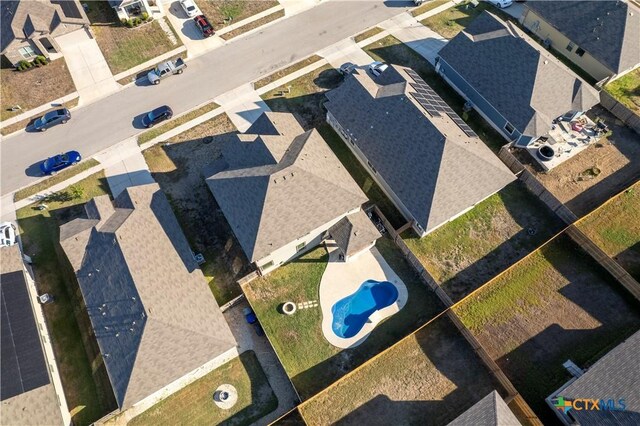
[{"left": 40, "top": 151, "right": 81, "bottom": 175}]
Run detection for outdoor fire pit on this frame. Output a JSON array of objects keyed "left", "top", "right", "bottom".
[{"left": 537, "top": 145, "right": 555, "bottom": 161}]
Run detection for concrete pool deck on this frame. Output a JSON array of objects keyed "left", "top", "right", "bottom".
[{"left": 320, "top": 241, "right": 408, "bottom": 349}]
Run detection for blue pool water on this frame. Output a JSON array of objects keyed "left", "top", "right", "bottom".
[{"left": 331, "top": 279, "right": 399, "bottom": 339}]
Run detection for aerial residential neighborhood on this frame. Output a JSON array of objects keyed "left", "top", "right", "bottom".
[{"left": 0, "top": 0, "right": 638, "bottom": 425}]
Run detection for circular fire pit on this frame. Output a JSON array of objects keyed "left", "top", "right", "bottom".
[
  {"left": 537, "top": 145, "right": 555, "bottom": 161},
  {"left": 282, "top": 301, "right": 297, "bottom": 315},
  {"left": 213, "top": 384, "right": 238, "bottom": 409}
]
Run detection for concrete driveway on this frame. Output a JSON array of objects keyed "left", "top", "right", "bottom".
[
  {"left": 503, "top": 2, "right": 525, "bottom": 20},
  {"left": 55, "top": 28, "right": 119, "bottom": 105},
  {"left": 318, "top": 38, "right": 375, "bottom": 68},
  {"left": 379, "top": 12, "right": 447, "bottom": 65},
  {"left": 165, "top": 1, "right": 223, "bottom": 58}
]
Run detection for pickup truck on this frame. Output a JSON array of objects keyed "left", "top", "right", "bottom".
[{"left": 147, "top": 58, "right": 186, "bottom": 85}]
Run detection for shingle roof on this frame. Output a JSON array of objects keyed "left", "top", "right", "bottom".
[
  {"left": 59, "top": 184, "right": 236, "bottom": 409},
  {"left": 1, "top": 245, "right": 63, "bottom": 426},
  {"left": 206, "top": 112, "right": 368, "bottom": 262},
  {"left": 525, "top": 0, "right": 640, "bottom": 75},
  {"left": 437, "top": 11, "right": 600, "bottom": 137},
  {"left": 325, "top": 64, "right": 516, "bottom": 233},
  {"left": 1, "top": 0, "right": 88, "bottom": 53},
  {"left": 560, "top": 330, "right": 640, "bottom": 425},
  {"left": 328, "top": 209, "right": 381, "bottom": 258},
  {"left": 448, "top": 390, "right": 521, "bottom": 426}
]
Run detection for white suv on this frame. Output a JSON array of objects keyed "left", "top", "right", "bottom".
[
  {"left": 368, "top": 61, "right": 389, "bottom": 77},
  {"left": 484, "top": 0, "right": 513, "bottom": 8},
  {"left": 180, "top": 0, "right": 201, "bottom": 18},
  {"left": 0, "top": 222, "right": 17, "bottom": 247}
]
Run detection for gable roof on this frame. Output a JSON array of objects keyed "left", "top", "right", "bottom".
[
  {"left": 1, "top": 246, "right": 63, "bottom": 426},
  {"left": 560, "top": 330, "right": 640, "bottom": 425},
  {"left": 437, "top": 11, "right": 600, "bottom": 137},
  {"left": 59, "top": 184, "right": 236, "bottom": 409},
  {"left": 205, "top": 112, "right": 368, "bottom": 262},
  {"left": 448, "top": 390, "right": 521, "bottom": 426},
  {"left": 1, "top": 0, "right": 88, "bottom": 53},
  {"left": 328, "top": 209, "right": 381, "bottom": 258},
  {"left": 525, "top": 0, "right": 640, "bottom": 75},
  {"left": 325, "top": 64, "right": 516, "bottom": 234}
]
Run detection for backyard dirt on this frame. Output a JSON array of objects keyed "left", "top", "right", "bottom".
[
  {"left": 458, "top": 236, "right": 640, "bottom": 422},
  {"left": 521, "top": 106, "right": 640, "bottom": 217},
  {"left": 299, "top": 316, "right": 503, "bottom": 426},
  {"left": 143, "top": 114, "right": 252, "bottom": 303}
]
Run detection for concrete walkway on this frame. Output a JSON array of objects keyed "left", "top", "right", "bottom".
[
  {"left": 95, "top": 138, "right": 154, "bottom": 197},
  {"left": 379, "top": 12, "right": 447, "bottom": 65},
  {"left": 318, "top": 38, "right": 375, "bottom": 68},
  {"left": 319, "top": 242, "right": 408, "bottom": 349},
  {"left": 223, "top": 300, "right": 298, "bottom": 425},
  {"left": 55, "top": 28, "right": 119, "bottom": 106},
  {"left": 215, "top": 83, "right": 271, "bottom": 132}
]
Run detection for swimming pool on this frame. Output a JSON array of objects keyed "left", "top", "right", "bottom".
[{"left": 331, "top": 279, "right": 399, "bottom": 339}]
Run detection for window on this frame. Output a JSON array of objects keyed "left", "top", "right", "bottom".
[
  {"left": 504, "top": 122, "right": 515, "bottom": 134},
  {"left": 18, "top": 46, "right": 36, "bottom": 59},
  {"left": 296, "top": 242, "right": 306, "bottom": 252},
  {"left": 576, "top": 47, "right": 586, "bottom": 57},
  {"left": 566, "top": 42, "right": 575, "bottom": 52},
  {"left": 260, "top": 260, "right": 274, "bottom": 270}
]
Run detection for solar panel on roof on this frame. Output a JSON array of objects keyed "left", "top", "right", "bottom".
[
  {"left": 448, "top": 113, "right": 478, "bottom": 137},
  {"left": 1, "top": 271, "right": 50, "bottom": 401}
]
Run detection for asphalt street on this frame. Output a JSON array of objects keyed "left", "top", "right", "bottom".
[{"left": 1, "top": 0, "right": 412, "bottom": 195}]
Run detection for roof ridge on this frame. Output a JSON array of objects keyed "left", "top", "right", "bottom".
[{"left": 145, "top": 316, "right": 236, "bottom": 347}]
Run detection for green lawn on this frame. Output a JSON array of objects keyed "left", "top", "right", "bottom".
[
  {"left": 410, "top": 0, "right": 450, "bottom": 17},
  {"left": 254, "top": 55, "right": 324, "bottom": 90},
  {"left": 129, "top": 351, "right": 278, "bottom": 426},
  {"left": 353, "top": 26, "right": 384, "bottom": 43},
  {"left": 16, "top": 172, "right": 112, "bottom": 425},
  {"left": 402, "top": 181, "right": 565, "bottom": 302},
  {"left": 420, "top": 1, "right": 494, "bottom": 39},
  {"left": 14, "top": 159, "right": 100, "bottom": 201},
  {"left": 605, "top": 68, "right": 640, "bottom": 114},
  {"left": 363, "top": 35, "right": 506, "bottom": 153},
  {"left": 137, "top": 102, "right": 219, "bottom": 145},
  {"left": 453, "top": 235, "right": 640, "bottom": 422},
  {"left": 298, "top": 316, "right": 501, "bottom": 425},
  {"left": 243, "top": 236, "right": 445, "bottom": 399},
  {"left": 577, "top": 182, "right": 640, "bottom": 280}
]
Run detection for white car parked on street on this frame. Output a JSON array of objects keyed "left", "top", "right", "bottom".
[
  {"left": 0, "top": 222, "right": 17, "bottom": 247},
  {"left": 180, "top": 0, "right": 201, "bottom": 18}
]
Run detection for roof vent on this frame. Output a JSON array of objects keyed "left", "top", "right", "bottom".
[{"left": 544, "top": 60, "right": 548, "bottom": 65}]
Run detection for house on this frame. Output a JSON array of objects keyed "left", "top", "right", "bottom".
[
  {"left": 448, "top": 391, "right": 522, "bottom": 426},
  {"left": 108, "top": 0, "right": 153, "bottom": 21},
  {"left": 325, "top": 64, "right": 515, "bottom": 237},
  {"left": 521, "top": 0, "right": 640, "bottom": 83},
  {"left": 436, "top": 11, "right": 600, "bottom": 149},
  {"left": 59, "top": 184, "right": 237, "bottom": 414},
  {"left": 1, "top": 245, "right": 65, "bottom": 426},
  {"left": 205, "top": 112, "right": 379, "bottom": 275},
  {"left": 1, "top": 0, "right": 89, "bottom": 67},
  {"left": 546, "top": 330, "right": 640, "bottom": 425}
]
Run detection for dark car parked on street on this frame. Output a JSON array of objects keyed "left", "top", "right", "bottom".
[
  {"left": 142, "top": 105, "right": 173, "bottom": 128},
  {"left": 194, "top": 14, "right": 215, "bottom": 37},
  {"left": 40, "top": 151, "right": 81, "bottom": 175},
  {"left": 34, "top": 108, "right": 71, "bottom": 131}
]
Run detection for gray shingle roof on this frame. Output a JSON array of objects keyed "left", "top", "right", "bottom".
[
  {"left": 205, "top": 112, "right": 368, "bottom": 262},
  {"left": 560, "top": 330, "right": 640, "bottom": 425},
  {"left": 328, "top": 209, "right": 381, "bottom": 258},
  {"left": 437, "top": 11, "right": 600, "bottom": 137},
  {"left": 59, "top": 184, "right": 236, "bottom": 410},
  {"left": 448, "top": 390, "right": 521, "bottom": 426},
  {"left": 525, "top": 0, "right": 640, "bottom": 75},
  {"left": 325, "top": 64, "right": 516, "bottom": 233},
  {"left": 1, "top": 0, "right": 88, "bottom": 53}
]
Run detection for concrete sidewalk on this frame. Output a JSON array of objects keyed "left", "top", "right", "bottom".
[
  {"left": 96, "top": 138, "right": 154, "bottom": 197},
  {"left": 215, "top": 84, "right": 271, "bottom": 132},
  {"left": 56, "top": 28, "right": 119, "bottom": 106},
  {"left": 379, "top": 12, "right": 447, "bottom": 65}
]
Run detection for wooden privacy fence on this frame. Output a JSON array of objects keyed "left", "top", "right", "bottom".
[
  {"left": 518, "top": 170, "right": 578, "bottom": 224},
  {"left": 372, "top": 205, "right": 543, "bottom": 425},
  {"left": 600, "top": 90, "right": 640, "bottom": 135}
]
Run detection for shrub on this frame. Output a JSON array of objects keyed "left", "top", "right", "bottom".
[
  {"left": 35, "top": 56, "right": 47, "bottom": 66},
  {"left": 121, "top": 18, "right": 128, "bottom": 25},
  {"left": 125, "top": 18, "right": 134, "bottom": 27},
  {"left": 141, "top": 11, "right": 149, "bottom": 20},
  {"left": 16, "top": 60, "right": 33, "bottom": 71},
  {"left": 133, "top": 17, "right": 142, "bottom": 25}
]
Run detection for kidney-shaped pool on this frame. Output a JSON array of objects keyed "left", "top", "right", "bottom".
[{"left": 331, "top": 279, "right": 399, "bottom": 339}]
